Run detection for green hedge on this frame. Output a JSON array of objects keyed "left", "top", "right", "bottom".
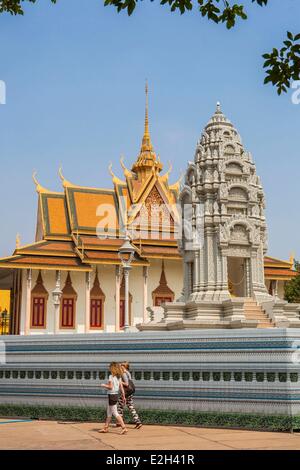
[{"left": 0, "top": 404, "right": 299, "bottom": 432}]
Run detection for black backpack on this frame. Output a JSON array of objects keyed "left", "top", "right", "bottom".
[{"left": 125, "top": 374, "right": 136, "bottom": 397}]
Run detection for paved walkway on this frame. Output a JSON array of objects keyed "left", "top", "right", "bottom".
[{"left": 0, "top": 419, "right": 300, "bottom": 450}]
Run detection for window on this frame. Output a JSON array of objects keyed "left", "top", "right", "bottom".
[
  {"left": 30, "top": 271, "right": 48, "bottom": 329},
  {"left": 60, "top": 272, "right": 77, "bottom": 330},
  {"left": 90, "top": 298, "right": 103, "bottom": 329},
  {"left": 90, "top": 271, "right": 105, "bottom": 329},
  {"left": 152, "top": 261, "right": 175, "bottom": 306},
  {"left": 31, "top": 297, "right": 46, "bottom": 328},
  {"left": 61, "top": 298, "right": 75, "bottom": 329}
]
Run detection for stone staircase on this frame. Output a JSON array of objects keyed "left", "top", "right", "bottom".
[{"left": 243, "top": 298, "right": 274, "bottom": 328}]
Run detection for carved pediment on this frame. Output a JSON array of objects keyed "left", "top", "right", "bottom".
[{"left": 230, "top": 224, "right": 249, "bottom": 244}]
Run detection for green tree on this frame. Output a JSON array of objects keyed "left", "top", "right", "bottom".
[
  {"left": 285, "top": 261, "right": 300, "bottom": 303},
  {"left": 1, "top": 0, "right": 300, "bottom": 95}
]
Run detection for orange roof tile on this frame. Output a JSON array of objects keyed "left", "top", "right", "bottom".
[
  {"left": 40, "top": 193, "right": 70, "bottom": 237},
  {"left": 17, "top": 241, "right": 76, "bottom": 257},
  {"left": 0, "top": 254, "right": 91, "bottom": 271},
  {"left": 141, "top": 245, "right": 181, "bottom": 259},
  {"left": 264, "top": 268, "right": 298, "bottom": 278},
  {"left": 66, "top": 187, "right": 119, "bottom": 234}
]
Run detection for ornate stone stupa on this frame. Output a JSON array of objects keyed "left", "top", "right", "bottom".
[{"left": 138, "top": 104, "right": 300, "bottom": 330}]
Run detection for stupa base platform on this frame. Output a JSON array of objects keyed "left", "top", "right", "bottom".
[{"left": 137, "top": 297, "right": 300, "bottom": 331}]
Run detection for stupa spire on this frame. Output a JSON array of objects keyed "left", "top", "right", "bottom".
[
  {"left": 131, "top": 82, "right": 163, "bottom": 178},
  {"left": 141, "top": 80, "right": 153, "bottom": 153}
]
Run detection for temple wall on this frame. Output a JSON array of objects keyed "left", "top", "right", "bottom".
[
  {"left": 17, "top": 260, "right": 184, "bottom": 335},
  {"left": 1, "top": 330, "right": 300, "bottom": 416},
  {"left": 278, "top": 282, "right": 285, "bottom": 300},
  {"left": 17, "top": 263, "right": 288, "bottom": 335},
  {"left": 147, "top": 259, "right": 183, "bottom": 304},
  {"left": 95, "top": 265, "right": 117, "bottom": 333}
]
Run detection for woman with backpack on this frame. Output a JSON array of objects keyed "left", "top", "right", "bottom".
[
  {"left": 117, "top": 362, "right": 142, "bottom": 429},
  {"left": 99, "top": 362, "right": 128, "bottom": 434}
]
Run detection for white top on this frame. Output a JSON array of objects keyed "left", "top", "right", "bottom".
[{"left": 107, "top": 375, "right": 121, "bottom": 395}]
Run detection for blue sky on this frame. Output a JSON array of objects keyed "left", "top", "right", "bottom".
[{"left": 0, "top": 0, "right": 299, "bottom": 260}]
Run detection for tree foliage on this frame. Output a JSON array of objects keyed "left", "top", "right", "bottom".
[
  {"left": 285, "top": 261, "right": 300, "bottom": 303},
  {"left": 0, "top": 0, "right": 56, "bottom": 16},
  {"left": 1, "top": 0, "right": 300, "bottom": 94}
]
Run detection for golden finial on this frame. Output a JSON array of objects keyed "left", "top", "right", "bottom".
[
  {"left": 109, "top": 162, "right": 125, "bottom": 185},
  {"left": 58, "top": 166, "right": 65, "bottom": 183},
  {"left": 32, "top": 170, "right": 45, "bottom": 193},
  {"left": 58, "top": 167, "right": 74, "bottom": 188},
  {"left": 169, "top": 171, "right": 185, "bottom": 194},
  {"left": 289, "top": 252, "right": 295, "bottom": 267},
  {"left": 120, "top": 156, "right": 133, "bottom": 178},
  {"left": 32, "top": 171, "right": 39, "bottom": 188},
  {"left": 145, "top": 80, "right": 149, "bottom": 138},
  {"left": 141, "top": 80, "right": 153, "bottom": 152},
  {"left": 161, "top": 161, "right": 173, "bottom": 183},
  {"left": 108, "top": 162, "right": 114, "bottom": 178},
  {"left": 16, "top": 233, "right": 21, "bottom": 250},
  {"left": 120, "top": 155, "right": 125, "bottom": 166},
  {"left": 32, "top": 171, "right": 55, "bottom": 194}
]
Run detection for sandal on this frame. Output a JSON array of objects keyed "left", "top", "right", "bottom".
[
  {"left": 120, "top": 428, "right": 128, "bottom": 435},
  {"left": 99, "top": 428, "right": 109, "bottom": 433}
]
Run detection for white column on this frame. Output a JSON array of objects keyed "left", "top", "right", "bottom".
[
  {"left": 53, "top": 270, "right": 61, "bottom": 335},
  {"left": 85, "top": 271, "right": 91, "bottom": 334},
  {"left": 183, "top": 260, "right": 190, "bottom": 301},
  {"left": 205, "top": 228, "right": 215, "bottom": 299},
  {"left": 115, "top": 265, "right": 121, "bottom": 332},
  {"left": 194, "top": 250, "right": 200, "bottom": 293},
  {"left": 143, "top": 266, "right": 149, "bottom": 322},
  {"left": 124, "top": 266, "right": 131, "bottom": 332},
  {"left": 24, "top": 269, "right": 32, "bottom": 336},
  {"left": 274, "top": 280, "right": 279, "bottom": 298},
  {"left": 245, "top": 258, "right": 251, "bottom": 297},
  {"left": 221, "top": 251, "right": 228, "bottom": 292}
]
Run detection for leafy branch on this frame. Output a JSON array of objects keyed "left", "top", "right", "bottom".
[
  {"left": 0, "top": 0, "right": 56, "bottom": 16},
  {"left": 263, "top": 31, "right": 300, "bottom": 95},
  {"left": 1, "top": 0, "right": 300, "bottom": 94}
]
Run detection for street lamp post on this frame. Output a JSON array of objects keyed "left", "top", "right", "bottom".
[
  {"left": 52, "top": 271, "right": 62, "bottom": 335},
  {"left": 118, "top": 235, "right": 136, "bottom": 333}
]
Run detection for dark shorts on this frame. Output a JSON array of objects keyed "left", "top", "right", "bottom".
[{"left": 108, "top": 394, "right": 119, "bottom": 406}]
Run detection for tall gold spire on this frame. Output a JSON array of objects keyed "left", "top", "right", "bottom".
[
  {"left": 132, "top": 82, "right": 163, "bottom": 179},
  {"left": 142, "top": 80, "right": 152, "bottom": 151}
]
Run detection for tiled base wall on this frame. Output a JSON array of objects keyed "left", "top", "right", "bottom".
[{"left": 1, "top": 329, "right": 300, "bottom": 415}]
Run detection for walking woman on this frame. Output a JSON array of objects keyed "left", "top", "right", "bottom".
[
  {"left": 117, "top": 362, "right": 142, "bottom": 429},
  {"left": 100, "top": 362, "right": 128, "bottom": 434}
]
